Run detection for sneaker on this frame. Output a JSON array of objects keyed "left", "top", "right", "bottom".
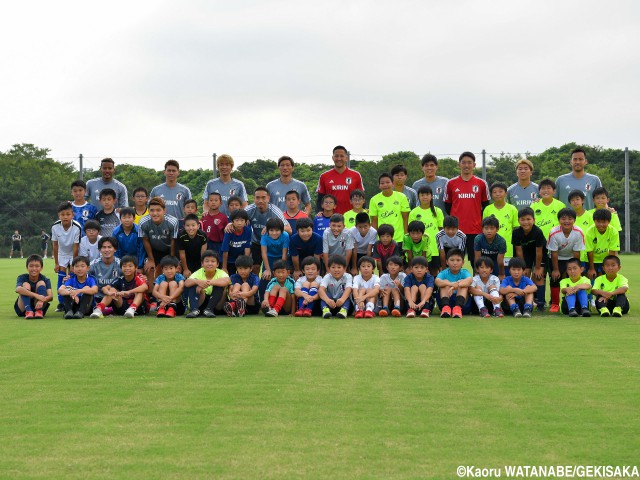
[
  {"left": 522, "top": 309, "right": 532, "bottom": 318},
  {"left": 420, "top": 309, "right": 430, "bottom": 318},
  {"left": 34, "top": 309, "right": 44, "bottom": 319},
  {"left": 568, "top": 308, "right": 579, "bottom": 317},
  {"left": 354, "top": 310, "right": 364, "bottom": 319},
  {"left": 156, "top": 306, "right": 167, "bottom": 318},
  {"left": 124, "top": 307, "right": 136, "bottom": 318},
  {"left": 186, "top": 309, "right": 201, "bottom": 318},
  {"left": 391, "top": 307, "right": 402, "bottom": 317},
  {"left": 203, "top": 309, "right": 216, "bottom": 318},
  {"left": 55, "top": 303, "right": 65, "bottom": 312},
  {"left": 90, "top": 308, "right": 103, "bottom": 319},
  {"left": 493, "top": 307, "right": 504, "bottom": 318},
  {"left": 440, "top": 305, "right": 452, "bottom": 318},
  {"left": 452, "top": 306, "right": 462, "bottom": 318},
  {"left": 378, "top": 307, "right": 389, "bottom": 317},
  {"left": 24, "top": 311, "right": 34, "bottom": 319},
  {"left": 294, "top": 309, "right": 305, "bottom": 317},
  {"left": 148, "top": 302, "right": 158, "bottom": 313},
  {"left": 479, "top": 307, "right": 490, "bottom": 318},
  {"left": 64, "top": 310, "right": 74, "bottom": 319},
  {"left": 73, "top": 311, "right": 84, "bottom": 319},
  {"left": 262, "top": 306, "right": 271, "bottom": 316},
  {"left": 581, "top": 310, "right": 591, "bottom": 317},
  {"left": 364, "top": 310, "right": 375, "bottom": 318},
  {"left": 549, "top": 304, "right": 560, "bottom": 313},
  {"left": 406, "top": 309, "right": 416, "bottom": 318},
  {"left": 599, "top": 307, "right": 611, "bottom": 317},
  {"left": 322, "top": 308, "right": 332, "bottom": 319},
  {"left": 303, "top": 308, "right": 313, "bottom": 317},
  {"left": 513, "top": 309, "right": 523, "bottom": 318},
  {"left": 165, "top": 306, "right": 176, "bottom": 318},
  {"left": 337, "top": 308, "right": 348, "bottom": 319},
  {"left": 536, "top": 303, "right": 546, "bottom": 312},
  {"left": 612, "top": 306, "right": 623, "bottom": 317},
  {"left": 235, "top": 299, "right": 246, "bottom": 317},
  {"left": 224, "top": 302, "right": 237, "bottom": 317},
  {"left": 265, "top": 308, "right": 278, "bottom": 317}
]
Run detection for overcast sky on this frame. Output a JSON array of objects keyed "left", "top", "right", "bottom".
[{"left": 2, "top": 0, "right": 639, "bottom": 171}]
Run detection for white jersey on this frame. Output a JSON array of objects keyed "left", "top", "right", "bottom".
[
  {"left": 353, "top": 274, "right": 380, "bottom": 290},
  {"left": 320, "top": 272, "right": 353, "bottom": 299},
  {"left": 379, "top": 272, "right": 407, "bottom": 290},
  {"left": 79, "top": 235, "right": 102, "bottom": 264},
  {"left": 547, "top": 225, "right": 585, "bottom": 260},
  {"left": 471, "top": 274, "right": 500, "bottom": 294},
  {"left": 294, "top": 275, "right": 321, "bottom": 289},
  {"left": 350, "top": 226, "right": 377, "bottom": 254},
  {"left": 51, "top": 220, "right": 82, "bottom": 267}
]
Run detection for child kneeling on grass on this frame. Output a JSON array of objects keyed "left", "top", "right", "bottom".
[
  {"left": 294, "top": 256, "right": 322, "bottom": 317},
  {"left": 403, "top": 256, "right": 435, "bottom": 318},
  {"left": 352, "top": 255, "right": 380, "bottom": 318},
  {"left": 469, "top": 256, "right": 504, "bottom": 318},
  {"left": 262, "top": 259, "right": 295, "bottom": 317},
  {"left": 499, "top": 257, "right": 537, "bottom": 317},
  {"left": 435, "top": 248, "right": 472, "bottom": 318},
  {"left": 59, "top": 256, "right": 99, "bottom": 319},
  {"left": 92, "top": 255, "right": 148, "bottom": 318},
  {"left": 151, "top": 256, "right": 185, "bottom": 318},
  {"left": 378, "top": 255, "right": 406, "bottom": 317},
  {"left": 559, "top": 258, "right": 592, "bottom": 317},
  {"left": 15, "top": 254, "right": 53, "bottom": 319},
  {"left": 591, "top": 255, "right": 629, "bottom": 317},
  {"left": 319, "top": 255, "right": 353, "bottom": 319},
  {"left": 184, "top": 250, "right": 231, "bottom": 318},
  {"left": 225, "top": 254, "right": 261, "bottom": 317}
]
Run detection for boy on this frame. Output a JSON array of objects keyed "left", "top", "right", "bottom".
[
  {"left": 403, "top": 256, "right": 435, "bottom": 318},
  {"left": 372, "top": 225, "right": 403, "bottom": 275},
  {"left": 352, "top": 256, "right": 380, "bottom": 318},
  {"left": 470, "top": 256, "right": 504, "bottom": 318},
  {"left": 533, "top": 178, "right": 565, "bottom": 241},
  {"left": 15, "top": 254, "right": 53, "bottom": 319},
  {"left": 378, "top": 255, "right": 406, "bottom": 317},
  {"left": 483, "top": 182, "right": 519, "bottom": 268},
  {"left": 370, "top": 172, "right": 410, "bottom": 243},
  {"left": 322, "top": 214, "right": 354, "bottom": 273},
  {"left": 262, "top": 259, "right": 295, "bottom": 317},
  {"left": 402, "top": 221, "right": 430, "bottom": 272},
  {"left": 350, "top": 212, "right": 377, "bottom": 275},
  {"left": 343, "top": 189, "right": 367, "bottom": 229},
  {"left": 92, "top": 255, "right": 148, "bottom": 318},
  {"left": 435, "top": 248, "right": 472, "bottom": 318},
  {"left": 178, "top": 199, "right": 199, "bottom": 231},
  {"left": 79, "top": 219, "right": 101, "bottom": 263},
  {"left": 409, "top": 185, "right": 445, "bottom": 275},
  {"left": 132, "top": 187, "right": 149, "bottom": 224},
  {"left": 436, "top": 216, "right": 466, "bottom": 270},
  {"left": 559, "top": 258, "right": 592, "bottom": 317},
  {"left": 59, "top": 256, "right": 99, "bottom": 319},
  {"left": 319, "top": 255, "right": 353, "bottom": 319},
  {"left": 113, "top": 207, "right": 146, "bottom": 269},
  {"left": 569, "top": 190, "right": 593, "bottom": 232},
  {"left": 473, "top": 216, "right": 506, "bottom": 278},
  {"left": 294, "top": 256, "right": 322, "bottom": 317},
  {"left": 313, "top": 194, "right": 336, "bottom": 237},
  {"left": 95, "top": 188, "right": 121, "bottom": 237},
  {"left": 283, "top": 190, "right": 308, "bottom": 233},
  {"left": 225, "top": 255, "right": 260, "bottom": 317},
  {"left": 89, "top": 237, "right": 123, "bottom": 306},
  {"left": 499, "top": 257, "right": 536, "bottom": 317},
  {"left": 52, "top": 202, "right": 82, "bottom": 310},
  {"left": 140, "top": 196, "right": 179, "bottom": 283},
  {"left": 151, "top": 256, "right": 185, "bottom": 318},
  {"left": 588, "top": 187, "right": 622, "bottom": 232},
  {"left": 220, "top": 209, "right": 252, "bottom": 275},
  {"left": 592, "top": 255, "right": 629, "bottom": 317},
  {"left": 200, "top": 192, "right": 229, "bottom": 252},
  {"left": 227, "top": 196, "right": 244, "bottom": 216},
  {"left": 178, "top": 213, "right": 208, "bottom": 278},
  {"left": 391, "top": 164, "right": 419, "bottom": 209},
  {"left": 585, "top": 209, "right": 620, "bottom": 280},
  {"left": 261, "top": 218, "right": 290, "bottom": 280},
  {"left": 184, "top": 250, "right": 231, "bottom": 318},
  {"left": 70, "top": 179, "right": 98, "bottom": 232},
  {"left": 511, "top": 207, "right": 546, "bottom": 310},
  {"left": 290, "top": 217, "right": 323, "bottom": 279},
  {"left": 547, "top": 208, "right": 585, "bottom": 312}
]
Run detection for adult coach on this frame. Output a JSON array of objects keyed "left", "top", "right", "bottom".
[
  {"left": 555, "top": 148, "right": 602, "bottom": 210},
  {"left": 316, "top": 145, "right": 364, "bottom": 215},
  {"left": 445, "top": 152, "right": 490, "bottom": 262},
  {"left": 507, "top": 159, "right": 539, "bottom": 211},
  {"left": 150, "top": 160, "right": 192, "bottom": 220},
  {"left": 202, "top": 154, "right": 249, "bottom": 216},
  {"left": 412, "top": 154, "right": 448, "bottom": 211},
  {"left": 85, "top": 158, "right": 129, "bottom": 210},
  {"left": 266, "top": 156, "right": 312, "bottom": 215},
  {"left": 10, "top": 230, "right": 22, "bottom": 258}
]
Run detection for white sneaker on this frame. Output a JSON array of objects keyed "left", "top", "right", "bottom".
[
  {"left": 124, "top": 307, "right": 136, "bottom": 318},
  {"left": 265, "top": 308, "right": 278, "bottom": 317},
  {"left": 89, "top": 308, "right": 103, "bottom": 318},
  {"left": 590, "top": 298, "right": 596, "bottom": 309}
]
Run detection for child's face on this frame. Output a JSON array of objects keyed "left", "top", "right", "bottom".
[
  {"left": 185, "top": 219, "right": 199, "bottom": 237},
  {"left": 149, "top": 205, "right": 165, "bottom": 223},
  {"left": 232, "top": 217, "right": 247, "bottom": 230},
  {"left": 444, "top": 226, "right": 458, "bottom": 237},
  {"left": 274, "top": 268, "right": 289, "bottom": 283},
  {"left": 58, "top": 208, "right": 74, "bottom": 225},
  {"left": 356, "top": 223, "right": 370, "bottom": 237},
  {"left": 446, "top": 255, "right": 464, "bottom": 272},
  {"left": 329, "top": 262, "right": 346, "bottom": 278},
  {"left": 379, "top": 176, "right": 393, "bottom": 192},
  {"left": 559, "top": 215, "right": 575, "bottom": 230},
  {"left": 27, "top": 260, "right": 43, "bottom": 277},
  {"left": 603, "top": 259, "right": 620, "bottom": 276},
  {"left": 518, "top": 214, "right": 534, "bottom": 230},
  {"left": 410, "top": 231, "right": 423, "bottom": 242},
  {"left": 71, "top": 186, "right": 86, "bottom": 202},
  {"left": 208, "top": 196, "right": 221, "bottom": 211},
  {"left": 593, "top": 194, "right": 608, "bottom": 209},
  {"left": 483, "top": 225, "right": 497, "bottom": 240},
  {"left": 73, "top": 261, "right": 89, "bottom": 277},
  {"left": 236, "top": 266, "right": 252, "bottom": 278},
  {"left": 330, "top": 221, "right": 344, "bottom": 236},
  {"left": 134, "top": 191, "right": 148, "bottom": 207},
  {"left": 510, "top": 267, "right": 524, "bottom": 281},
  {"left": 392, "top": 171, "right": 407, "bottom": 187},
  {"left": 322, "top": 197, "right": 335, "bottom": 213},
  {"left": 359, "top": 261, "right": 374, "bottom": 277},
  {"left": 565, "top": 262, "right": 582, "bottom": 280},
  {"left": 303, "top": 263, "right": 318, "bottom": 279},
  {"left": 594, "top": 218, "right": 610, "bottom": 233},
  {"left": 184, "top": 203, "right": 198, "bottom": 216},
  {"left": 100, "top": 195, "right": 115, "bottom": 211},
  {"left": 85, "top": 228, "right": 99, "bottom": 242},
  {"left": 285, "top": 194, "right": 300, "bottom": 211},
  {"left": 120, "top": 214, "right": 135, "bottom": 229},
  {"left": 162, "top": 265, "right": 177, "bottom": 279},
  {"left": 297, "top": 226, "right": 313, "bottom": 241},
  {"left": 476, "top": 263, "right": 492, "bottom": 277},
  {"left": 569, "top": 196, "right": 584, "bottom": 210},
  {"left": 386, "top": 261, "right": 401, "bottom": 276},
  {"left": 411, "top": 263, "right": 427, "bottom": 278},
  {"left": 379, "top": 233, "right": 393, "bottom": 245},
  {"left": 100, "top": 241, "right": 115, "bottom": 259},
  {"left": 228, "top": 201, "right": 242, "bottom": 213},
  {"left": 202, "top": 256, "right": 218, "bottom": 272},
  {"left": 539, "top": 185, "right": 555, "bottom": 199},
  {"left": 491, "top": 187, "right": 506, "bottom": 203},
  {"left": 122, "top": 262, "right": 136, "bottom": 277},
  {"left": 419, "top": 192, "right": 432, "bottom": 206},
  {"left": 268, "top": 228, "right": 282, "bottom": 240},
  {"left": 350, "top": 195, "right": 365, "bottom": 210}
]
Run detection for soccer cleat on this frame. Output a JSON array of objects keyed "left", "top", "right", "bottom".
[
  {"left": 522, "top": 310, "right": 532, "bottom": 318},
  {"left": 24, "top": 311, "right": 35, "bottom": 319},
  {"left": 479, "top": 307, "right": 490, "bottom": 318},
  {"left": 262, "top": 306, "right": 271, "bottom": 316},
  {"left": 224, "top": 302, "right": 237, "bottom": 317},
  {"left": 391, "top": 307, "right": 402, "bottom": 317},
  {"left": 337, "top": 308, "right": 348, "bottom": 319},
  {"left": 294, "top": 309, "right": 305, "bottom": 317},
  {"left": 55, "top": 303, "right": 65, "bottom": 312},
  {"left": 73, "top": 311, "right": 84, "bottom": 319},
  {"left": 599, "top": 307, "right": 611, "bottom": 317},
  {"left": 354, "top": 310, "right": 365, "bottom": 319},
  {"left": 549, "top": 304, "right": 560, "bottom": 313},
  {"left": 513, "top": 310, "right": 523, "bottom": 318},
  {"left": 303, "top": 308, "right": 313, "bottom": 317},
  {"left": 156, "top": 306, "right": 167, "bottom": 318},
  {"left": 406, "top": 309, "right": 416, "bottom": 318},
  {"left": 322, "top": 308, "right": 332, "bottom": 319},
  {"left": 568, "top": 308, "right": 579, "bottom": 317},
  {"left": 235, "top": 299, "right": 246, "bottom": 317},
  {"left": 440, "top": 305, "right": 452, "bottom": 318},
  {"left": 34, "top": 309, "right": 44, "bottom": 319},
  {"left": 124, "top": 307, "right": 136, "bottom": 318},
  {"left": 90, "top": 308, "right": 103, "bottom": 319},
  {"left": 265, "top": 308, "right": 278, "bottom": 317},
  {"left": 612, "top": 306, "right": 623, "bottom": 317},
  {"left": 493, "top": 307, "right": 504, "bottom": 318},
  {"left": 420, "top": 309, "right": 430, "bottom": 318},
  {"left": 452, "top": 306, "right": 462, "bottom": 318},
  {"left": 581, "top": 310, "right": 591, "bottom": 317},
  {"left": 203, "top": 309, "right": 216, "bottom": 318},
  {"left": 536, "top": 303, "right": 546, "bottom": 312},
  {"left": 186, "top": 309, "right": 201, "bottom": 318},
  {"left": 148, "top": 302, "right": 158, "bottom": 313},
  {"left": 165, "top": 306, "right": 176, "bottom": 318},
  {"left": 364, "top": 310, "right": 375, "bottom": 318},
  {"left": 378, "top": 307, "right": 389, "bottom": 317},
  {"left": 64, "top": 310, "right": 74, "bottom": 319}
]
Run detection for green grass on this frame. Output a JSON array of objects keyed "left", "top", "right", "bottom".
[{"left": 1, "top": 258, "right": 639, "bottom": 479}]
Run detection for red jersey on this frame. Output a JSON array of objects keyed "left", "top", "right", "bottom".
[
  {"left": 444, "top": 175, "right": 489, "bottom": 234},
  {"left": 200, "top": 212, "right": 229, "bottom": 242},
  {"left": 316, "top": 168, "right": 364, "bottom": 214}
]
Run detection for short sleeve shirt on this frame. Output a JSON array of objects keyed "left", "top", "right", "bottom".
[
  {"left": 353, "top": 274, "right": 381, "bottom": 290},
  {"left": 559, "top": 276, "right": 591, "bottom": 297},
  {"left": 379, "top": 272, "right": 407, "bottom": 290},
  {"left": 403, "top": 273, "right": 435, "bottom": 289},
  {"left": 265, "top": 276, "right": 296, "bottom": 294},
  {"left": 85, "top": 178, "right": 129, "bottom": 209},
  {"left": 266, "top": 178, "right": 312, "bottom": 212},
  {"left": 244, "top": 204, "right": 289, "bottom": 244},
  {"left": 139, "top": 215, "right": 179, "bottom": 253},
  {"left": 313, "top": 215, "right": 332, "bottom": 238},
  {"left": 221, "top": 227, "right": 253, "bottom": 264},
  {"left": 412, "top": 176, "right": 448, "bottom": 211},
  {"left": 320, "top": 272, "right": 353, "bottom": 299},
  {"left": 89, "top": 258, "right": 123, "bottom": 291},
  {"left": 402, "top": 234, "right": 431, "bottom": 260},
  {"left": 511, "top": 226, "right": 546, "bottom": 266},
  {"left": 64, "top": 275, "right": 98, "bottom": 292},
  {"left": 202, "top": 177, "right": 248, "bottom": 216},
  {"left": 483, "top": 203, "right": 519, "bottom": 257},
  {"left": 507, "top": 182, "right": 539, "bottom": 210},
  {"left": 583, "top": 225, "right": 620, "bottom": 263},
  {"left": 316, "top": 168, "right": 365, "bottom": 215},
  {"left": 51, "top": 220, "right": 83, "bottom": 266},
  {"left": 471, "top": 274, "right": 500, "bottom": 293},
  {"left": 436, "top": 268, "right": 472, "bottom": 289},
  {"left": 500, "top": 276, "right": 535, "bottom": 290},
  {"left": 200, "top": 212, "right": 229, "bottom": 243},
  {"left": 230, "top": 272, "right": 261, "bottom": 304},
  {"left": 16, "top": 274, "right": 51, "bottom": 291},
  {"left": 555, "top": 172, "right": 602, "bottom": 210},
  {"left": 350, "top": 226, "right": 377, "bottom": 255},
  {"left": 533, "top": 198, "right": 566, "bottom": 240},
  {"left": 593, "top": 274, "right": 628, "bottom": 293},
  {"left": 177, "top": 229, "right": 208, "bottom": 271},
  {"left": 289, "top": 232, "right": 323, "bottom": 260},
  {"left": 150, "top": 183, "right": 192, "bottom": 220},
  {"left": 408, "top": 206, "right": 444, "bottom": 257},
  {"left": 322, "top": 229, "right": 355, "bottom": 256},
  {"left": 189, "top": 268, "right": 229, "bottom": 295},
  {"left": 444, "top": 175, "right": 490, "bottom": 234},
  {"left": 547, "top": 226, "right": 585, "bottom": 260},
  {"left": 369, "top": 191, "right": 411, "bottom": 243},
  {"left": 261, "top": 231, "right": 290, "bottom": 259}
]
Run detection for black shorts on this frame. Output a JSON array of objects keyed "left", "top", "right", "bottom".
[
  {"left": 250, "top": 243, "right": 262, "bottom": 266},
  {"left": 12, "top": 242, "right": 21, "bottom": 251},
  {"left": 151, "top": 249, "right": 171, "bottom": 265},
  {"left": 429, "top": 256, "right": 441, "bottom": 270}
]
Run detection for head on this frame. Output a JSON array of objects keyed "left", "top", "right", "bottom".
[
  {"left": 328, "top": 254, "right": 347, "bottom": 278},
  {"left": 357, "top": 255, "right": 376, "bottom": 277},
  {"left": 26, "top": 254, "right": 44, "bottom": 277},
  {"left": 183, "top": 199, "right": 198, "bottom": 216},
  {"left": 184, "top": 213, "right": 201, "bottom": 236},
  {"left": 71, "top": 256, "right": 90, "bottom": 276},
  {"left": 57, "top": 202, "right": 74, "bottom": 224},
  {"left": 98, "top": 237, "right": 117, "bottom": 260},
  {"left": 568, "top": 189, "right": 586, "bottom": 210},
  {"left": 159, "top": 255, "right": 180, "bottom": 278},
  {"left": 70, "top": 179, "right": 87, "bottom": 202},
  {"left": 515, "top": 159, "right": 534, "bottom": 181},
  {"left": 322, "top": 194, "right": 337, "bottom": 214},
  {"left": 83, "top": 220, "right": 101, "bottom": 242},
  {"left": 421, "top": 154, "right": 438, "bottom": 178},
  {"left": 378, "top": 173, "right": 393, "bottom": 192},
  {"left": 602, "top": 255, "right": 621, "bottom": 276},
  {"left": 538, "top": 178, "right": 556, "bottom": 199},
  {"left": 99, "top": 188, "right": 116, "bottom": 211},
  {"left": 301, "top": 256, "right": 321, "bottom": 279},
  {"left": 133, "top": 187, "right": 149, "bottom": 207},
  {"left": 446, "top": 248, "right": 465, "bottom": 272},
  {"left": 386, "top": 255, "right": 403, "bottom": 276},
  {"left": 285, "top": 190, "right": 301, "bottom": 211},
  {"left": 517, "top": 207, "right": 535, "bottom": 230},
  {"left": 443, "top": 216, "right": 459, "bottom": 237},
  {"left": 592, "top": 187, "right": 610, "bottom": 209},
  {"left": 482, "top": 215, "right": 500, "bottom": 240},
  {"left": 201, "top": 250, "right": 219, "bottom": 272},
  {"left": 230, "top": 209, "right": 249, "bottom": 230},
  {"left": 377, "top": 224, "right": 394, "bottom": 245},
  {"left": 207, "top": 192, "right": 222, "bottom": 212},
  {"left": 474, "top": 256, "right": 494, "bottom": 278},
  {"left": 227, "top": 196, "right": 243, "bottom": 214},
  {"left": 216, "top": 154, "right": 234, "bottom": 176},
  {"left": 355, "top": 212, "right": 371, "bottom": 236},
  {"left": 458, "top": 151, "right": 476, "bottom": 176},
  {"left": 100, "top": 158, "right": 115, "bottom": 181},
  {"left": 253, "top": 187, "right": 269, "bottom": 211},
  {"left": 272, "top": 259, "right": 289, "bottom": 283},
  {"left": 332, "top": 145, "right": 348, "bottom": 169},
  {"left": 164, "top": 159, "right": 180, "bottom": 182},
  {"left": 235, "top": 255, "right": 253, "bottom": 278},
  {"left": 349, "top": 189, "right": 365, "bottom": 210},
  {"left": 390, "top": 164, "right": 408, "bottom": 187},
  {"left": 410, "top": 256, "right": 429, "bottom": 278},
  {"left": 408, "top": 220, "right": 425, "bottom": 243},
  {"left": 149, "top": 197, "right": 167, "bottom": 223},
  {"left": 265, "top": 218, "right": 284, "bottom": 240},
  {"left": 508, "top": 257, "right": 526, "bottom": 280},
  {"left": 592, "top": 208, "right": 612, "bottom": 233},
  {"left": 121, "top": 255, "right": 138, "bottom": 277},
  {"left": 557, "top": 208, "right": 577, "bottom": 230},
  {"left": 490, "top": 182, "right": 508, "bottom": 203},
  {"left": 570, "top": 148, "right": 588, "bottom": 173},
  {"left": 119, "top": 207, "right": 135, "bottom": 229},
  {"left": 277, "top": 156, "right": 294, "bottom": 177},
  {"left": 329, "top": 214, "right": 345, "bottom": 236},
  {"left": 295, "top": 217, "right": 314, "bottom": 241},
  {"left": 417, "top": 185, "right": 433, "bottom": 207},
  {"left": 565, "top": 258, "right": 583, "bottom": 280}
]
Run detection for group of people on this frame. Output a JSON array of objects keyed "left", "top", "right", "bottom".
[{"left": 14, "top": 146, "right": 630, "bottom": 320}]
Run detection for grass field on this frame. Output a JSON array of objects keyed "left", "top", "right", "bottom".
[{"left": 1, "top": 257, "right": 639, "bottom": 479}]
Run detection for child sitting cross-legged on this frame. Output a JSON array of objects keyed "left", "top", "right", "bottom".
[
  {"left": 352, "top": 256, "right": 380, "bottom": 318},
  {"left": 559, "top": 258, "right": 592, "bottom": 317},
  {"left": 294, "top": 256, "right": 322, "bottom": 317},
  {"left": 378, "top": 255, "right": 406, "bottom": 317},
  {"left": 262, "top": 259, "right": 295, "bottom": 317},
  {"left": 469, "top": 256, "right": 504, "bottom": 318},
  {"left": 499, "top": 257, "right": 537, "bottom": 318},
  {"left": 93, "top": 255, "right": 148, "bottom": 318},
  {"left": 184, "top": 250, "right": 231, "bottom": 318},
  {"left": 403, "top": 256, "right": 435, "bottom": 318},
  {"left": 225, "top": 254, "right": 260, "bottom": 317},
  {"left": 151, "top": 256, "right": 186, "bottom": 318}
]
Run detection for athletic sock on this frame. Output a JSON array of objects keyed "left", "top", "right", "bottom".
[
  {"left": 274, "top": 296, "right": 286, "bottom": 313},
  {"left": 268, "top": 295, "right": 276, "bottom": 308},
  {"left": 551, "top": 287, "right": 560, "bottom": 305},
  {"left": 523, "top": 303, "right": 533, "bottom": 312},
  {"left": 130, "top": 303, "right": 138, "bottom": 311},
  {"left": 96, "top": 302, "right": 106, "bottom": 312},
  {"left": 308, "top": 286, "right": 318, "bottom": 297},
  {"left": 440, "top": 297, "right": 450, "bottom": 307},
  {"left": 510, "top": 303, "right": 519, "bottom": 313},
  {"left": 455, "top": 295, "right": 466, "bottom": 307},
  {"left": 366, "top": 301, "right": 374, "bottom": 311},
  {"left": 536, "top": 283, "right": 546, "bottom": 305},
  {"left": 20, "top": 295, "right": 33, "bottom": 312}
]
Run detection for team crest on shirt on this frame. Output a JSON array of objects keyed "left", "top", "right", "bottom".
[
  {"left": 378, "top": 202, "right": 384, "bottom": 207},
  {"left": 346, "top": 178, "right": 352, "bottom": 185},
  {"left": 229, "top": 189, "right": 236, "bottom": 195},
  {"left": 214, "top": 219, "right": 220, "bottom": 225},
  {"left": 436, "top": 187, "right": 442, "bottom": 194},
  {"left": 585, "top": 184, "right": 592, "bottom": 191},
  {"left": 472, "top": 185, "right": 479, "bottom": 193},
  {"left": 531, "top": 192, "right": 537, "bottom": 200},
  {"left": 393, "top": 201, "right": 399, "bottom": 205},
  {"left": 416, "top": 214, "right": 422, "bottom": 220},
  {"left": 593, "top": 238, "right": 597, "bottom": 244},
  {"left": 176, "top": 193, "right": 183, "bottom": 201},
  {"left": 535, "top": 209, "right": 542, "bottom": 215}
]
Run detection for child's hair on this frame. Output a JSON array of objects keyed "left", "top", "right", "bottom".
[
  {"left": 538, "top": 178, "right": 556, "bottom": 191},
  {"left": 295, "top": 217, "right": 313, "bottom": 231},
  {"left": 409, "top": 256, "right": 429, "bottom": 268},
  {"left": 207, "top": 192, "right": 222, "bottom": 202},
  {"left": 355, "top": 212, "right": 370, "bottom": 225},
  {"left": 57, "top": 202, "right": 73, "bottom": 213},
  {"left": 377, "top": 224, "right": 395, "bottom": 238},
  {"left": 99, "top": 188, "right": 116, "bottom": 200},
  {"left": 272, "top": 259, "right": 288, "bottom": 272},
  {"left": 71, "top": 179, "right": 87, "bottom": 189},
  {"left": 26, "top": 254, "right": 43, "bottom": 267},
  {"left": 285, "top": 190, "right": 300, "bottom": 200},
  {"left": 227, "top": 195, "right": 243, "bottom": 207},
  {"left": 603, "top": 254, "right": 620, "bottom": 266},
  {"left": 230, "top": 209, "right": 250, "bottom": 222},
  {"left": 327, "top": 255, "right": 347, "bottom": 268},
  {"left": 390, "top": 164, "right": 408, "bottom": 177},
  {"left": 183, "top": 213, "right": 200, "bottom": 224},
  {"left": 508, "top": 257, "right": 526, "bottom": 270},
  {"left": 83, "top": 220, "right": 100, "bottom": 232},
  {"left": 474, "top": 256, "right": 494, "bottom": 270},
  {"left": 446, "top": 248, "right": 464, "bottom": 260},
  {"left": 518, "top": 207, "right": 535, "bottom": 219},
  {"left": 593, "top": 208, "right": 612, "bottom": 222},
  {"left": 323, "top": 194, "right": 337, "bottom": 205},
  {"left": 490, "top": 182, "right": 508, "bottom": 194},
  {"left": 329, "top": 214, "right": 344, "bottom": 225},
  {"left": 568, "top": 189, "right": 585, "bottom": 202},
  {"left": 149, "top": 196, "right": 166, "bottom": 209},
  {"left": 386, "top": 255, "right": 404, "bottom": 268},
  {"left": 121, "top": 255, "right": 138, "bottom": 267},
  {"left": 481, "top": 215, "right": 500, "bottom": 229},
  {"left": 592, "top": 186, "right": 609, "bottom": 199},
  {"left": 201, "top": 250, "right": 219, "bottom": 262},
  {"left": 98, "top": 236, "right": 118, "bottom": 249},
  {"left": 417, "top": 185, "right": 437, "bottom": 218},
  {"left": 301, "top": 256, "right": 321, "bottom": 270},
  {"left": 443, "top": 216, "right": 458, "bottom": 229},
  {"left": 265, "top": 218, "right": 285, "bottom": 232},
  {"left": 235, "top": 255, "right": 254, "bottom": 269},
  {"left": 557, "top": 207, "right": 577, "bottom": 220},
  {"left": 184, "top": 198, "right": 198, "bottom": 209},
  {"left": 71, "top": 256, "right": 90, "bottom": 267},
  {"left": 160, "top": 255, "right": 180, "bottom": 268},
  {"left": 350, "top": 189, "right": 365, "bottom": 200},
  {"left": 565, "top": 258, "right": 581, "bottom": 268},
  {"left": 357, "top": 255, "right": 376, "bottom": 269},
  {"left": 119, "top": 207, "right": 135, "bottom": 218},
  {"left": 421, "top": 153, "right": 438, "bottom": 166},
  {"left": 378, "top": 172, "right": 393, "bottom": 183},
  {"left": 408, "top": 220, "right": 425, "bottom": 234},
  {"left": 133, "top": 186, "right": 148, "bottom": 197}
]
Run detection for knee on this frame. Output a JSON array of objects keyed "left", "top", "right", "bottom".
[{"left": 22, "top": 282, "right": 32, "bottom": 291}]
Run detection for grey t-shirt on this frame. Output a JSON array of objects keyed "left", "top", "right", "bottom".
[
  {"left": 400, "top": 186, "right": 419, "bottom": 210},
  {"left": 555, "top": 172, "right": 602, "bottom": 210},
  {"left": 322, "top": 229, "right": 355, "bottom": 256},
  {"left": 412, "top": 176, "right": 449, "bottom": 211},
  {"left": 95, "top": 210, "right": 120, "bottom": 237},
  {"left": 320, "top": 272, "right": 353, "bottom": 299},
  {"left": 150, "top": 183, "right": 192, "bottom": 220},
  {"left": 85, "top": 178, "right": 129, "bottom": 209},
  {"left": 139, "top": 214, "right": 179, "bottom": 253},
  {"left": 507, "top": 181, "right": 539, "bottom": 211},
  {"left": 244, "top": 204, "right": 289, "bottom": 244},
  {"left": 350, "top": 226, "right": 377, "bottom": 254},
  {"left": 202, "top": 177, "right": 248, "bottom": 216},
  {"left": 266, "top": 178, "right": 312, "bottom": 212}
]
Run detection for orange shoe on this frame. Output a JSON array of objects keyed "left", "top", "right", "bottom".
[
  {"left": 549, "top": 304, "right": 560, "bottom": 313},
  {"left": 34, "top": 309, "right": 44, "bottom": 319},
  {"left": 452, "top": 306, "right": 462, "bottom": 318},
  {"left": 391, "top": 308, "right": 402, "bottom": 317},
  {"left": 165, "top": 306, "right": 176, "bottom": 318},
  {"left": 378, "top": 308, "right": 389, "bottom": 317},
  {"left": 24, "top": 311, "right": 34, "bottom": 319},
  {"left": 156, "top": 306, "right": 166, "bottom": 318},
  {"left": 440, "top": 305, "right": 452, "bottom": 318}
]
